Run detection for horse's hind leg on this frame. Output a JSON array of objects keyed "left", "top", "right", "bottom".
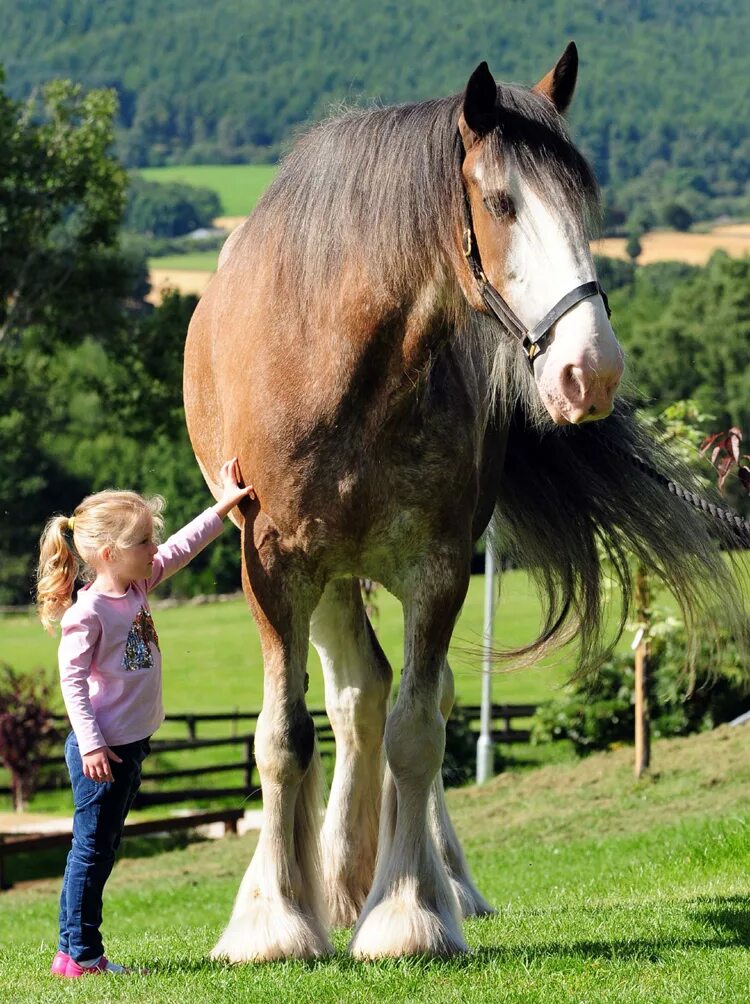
[
  {"left": 310, "top": 579, "right": 392, "bottom": 928},
  {"left": 350, "top": 556, "right": 470, "bottom": 959},
  {"left": 430, "top": 660, "right": 493, "bottom": 917},
  {"left": 211, "top": 518, "right": 330, "bottom": 962}
]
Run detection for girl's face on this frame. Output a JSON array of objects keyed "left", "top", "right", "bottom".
[{"left": 110, "top": 517, "right": 158, "bottom": 584}]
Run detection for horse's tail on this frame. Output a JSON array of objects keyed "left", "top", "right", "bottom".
[{"left": 489, "top": 400, "right": 749, "bottom": 677}]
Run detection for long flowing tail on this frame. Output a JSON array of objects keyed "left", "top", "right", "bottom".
[{"left": 490, "top": 400, "right": 748, "bottom": 676}]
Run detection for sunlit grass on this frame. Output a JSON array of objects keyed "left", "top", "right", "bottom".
[{"left": 1, "top": 726, "right": 748, "bottom": 1002}]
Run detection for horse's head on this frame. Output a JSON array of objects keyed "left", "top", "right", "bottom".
[{"left": 458, "top": 44, "right": 623, "bottom": 425}]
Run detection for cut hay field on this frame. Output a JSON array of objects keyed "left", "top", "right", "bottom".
[
  {"left": 592, "top": 222, "right": 750, "bottom": 266},
  {"left": 1, "top": 724, "right": 748, "bottom": 1003},
  {"left": 148, "top": 265, "right": 215, "bottom": 303}
]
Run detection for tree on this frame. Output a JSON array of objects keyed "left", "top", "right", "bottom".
[
  {"left": 623, "top": 253, "right": 750, "bottom": 437},
  {"left": 661, "top": 201, "right": 693, "bottom": 231},
  {"left": 625, "top": 230, "right": 643, "bottom": 263},
  {"left": 0, "top": 69, "right": 148, "bottom": 603},
  {"left": 124, "top": 176, "right": 221, "bottom": 237},
  {"left": 0, "top": 74, "right": 139, "bottom": 351}
]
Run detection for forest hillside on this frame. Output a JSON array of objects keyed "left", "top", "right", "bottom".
[{"left": 1, "top": 1, "right": 749, "bottom": 226}]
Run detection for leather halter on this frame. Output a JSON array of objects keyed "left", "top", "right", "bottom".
[{"left": 461, "top": 188, "right": 611, "bottom": 367}]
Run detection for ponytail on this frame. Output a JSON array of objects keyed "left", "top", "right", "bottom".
[{"left": 36, "top": 515, "right": 80, "bottom": 633}]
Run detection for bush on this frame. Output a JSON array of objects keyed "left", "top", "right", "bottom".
[
  {"left": 0, "top": 665, "right": 61, "bottom": 811},
  {"left": 531, "top": 620, "right": 749, "bottom": 756}
]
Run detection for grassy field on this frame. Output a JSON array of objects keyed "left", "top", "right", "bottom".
[
  {"left": 1, "top": 571, "right": 599, "bottom": 713},
  {"left": 1, "top": 571, "right": 610, "bottom": 815},
  {"left": 1, "top": 724, "right": 748, "bottom": 1002},
  {"left": 139, "top": 165, "right": 278, "bottom": 217},
  {"left": 148, "top": 252, "right": 221, "bottom": 271}
]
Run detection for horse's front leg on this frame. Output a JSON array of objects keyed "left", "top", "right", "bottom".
[
  {"left": 310, "top": 578, "right": 392, "bottom": 928},
  {"left": 211, "top": 520, "right": 330, "bottom": 963},
  {"left": 350, "top": 551, "right": 471, "bottom": 958}
]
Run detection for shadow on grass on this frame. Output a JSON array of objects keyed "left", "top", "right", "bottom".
[
  {"left": 2, "top": 832, "right": 212, "bottom": 886},
  {"left": 691, "top": 893, "right": 750, "bottom": 946},
  {"left": 151, "top": 898, "right": 750, "bottom": 975}
]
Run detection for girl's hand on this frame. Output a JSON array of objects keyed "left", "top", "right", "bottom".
[
  {"left": 214, "top": 457, "right": 256, "bottom": 519},
  {"left": 83, "top": 746, "right": 123, "bottom": 783}
]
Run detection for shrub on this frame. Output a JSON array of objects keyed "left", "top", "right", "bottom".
[
  {"left": 0, "top": 665, "right": 61, "bottom": 811},
  {"left": 531, "top": 620, "right": 748, "bottom": 756}
]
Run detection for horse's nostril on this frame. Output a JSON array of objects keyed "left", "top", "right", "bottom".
[
  {"left": 588, "top": 405, "right": 597, "bottom": 416},
  {"left": 562, "top": 365, "right": 584, "bottom": 400}
]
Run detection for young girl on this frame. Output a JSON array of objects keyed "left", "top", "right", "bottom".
[{"left": 36, "top": 458, "right": 253, "bottom": 978}]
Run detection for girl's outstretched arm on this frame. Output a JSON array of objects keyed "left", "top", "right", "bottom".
[{"left": 146, "top": 458, "right": 254, "bottom": 590}]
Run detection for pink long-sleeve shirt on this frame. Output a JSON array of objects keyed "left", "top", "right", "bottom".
[{"left": 58, "top": 508, "right": 224, "bottom": 755}]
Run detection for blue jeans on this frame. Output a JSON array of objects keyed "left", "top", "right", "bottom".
[{"left": 58, "top": 731, "right": 150, "bottom": 962}]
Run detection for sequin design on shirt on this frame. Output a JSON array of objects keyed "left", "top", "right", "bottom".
[{"left": 121, "top": 606, "right": 160, "bottom": 672}]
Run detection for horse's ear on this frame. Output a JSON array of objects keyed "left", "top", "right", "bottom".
[
  {"left": 533, "top": 41, "right": 578, "bottom": 114},
  {"left": 460, "top": 61, "right": 498, "bottom": 146}
]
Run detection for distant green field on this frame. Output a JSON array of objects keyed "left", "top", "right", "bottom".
[
  {"left": 1, "top": 571, "right": 599, "bottom": 714},
  {"left": 149, "top": 251, "right": 220, "bottom": 271},
  {"left": 139, "top": 165, "right": 278, "bottom": 216}
]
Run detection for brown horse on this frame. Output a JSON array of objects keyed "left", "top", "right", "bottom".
[{"left": 184, "top": 44, "right": 738, "bottom": 961}]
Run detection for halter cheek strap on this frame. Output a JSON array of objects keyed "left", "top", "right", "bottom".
[{"left": 461, "top": 189, "right": 611, "bottom": 367}]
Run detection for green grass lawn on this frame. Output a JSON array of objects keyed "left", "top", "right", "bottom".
[
  {"left": 1, "top": 725, "right": 748, "bottom": 1003},
  {"left": 139, "top": 165, "right": 278, "bottom": 217}
]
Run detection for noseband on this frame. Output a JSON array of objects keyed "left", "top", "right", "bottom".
[{"left": 461, "top": 189, "right": 611, "bottom": 368}]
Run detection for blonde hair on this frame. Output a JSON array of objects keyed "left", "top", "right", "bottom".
[{"left": 36, "top": 490, "right": 165, "bottom": 633}]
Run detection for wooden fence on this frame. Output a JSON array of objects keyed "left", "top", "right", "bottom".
[{"left": 2, "top": 703, "right": 537, "bottom": 809}]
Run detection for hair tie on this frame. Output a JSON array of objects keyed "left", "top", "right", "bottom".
[{"left": 67, "top": 516, "right": 76, "bottom": 532}]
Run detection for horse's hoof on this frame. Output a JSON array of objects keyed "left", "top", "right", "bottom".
[
  {"left": 349, "top": 894, "right": 467, "bottom": 959},
  {"left": 211, "top": 902, "right": 333, "bottom": 963}
]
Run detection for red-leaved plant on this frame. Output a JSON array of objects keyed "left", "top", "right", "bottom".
[
  {"left": 700, "top": 427, "right": 750, "bottom": 495},
  {"left": 0, "top": 665, "right": 61, "bottom": 811}
]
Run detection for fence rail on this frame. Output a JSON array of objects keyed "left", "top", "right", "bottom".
[
  {"left": 0, "top": 807, "right": 245, "bottom": 889},
  {"left": 3, "top": 703, "right": 538, "bottom": 808}
]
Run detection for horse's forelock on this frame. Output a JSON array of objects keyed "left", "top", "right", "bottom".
[{"left": 480, "top": 85, "right": 601, "bottom": 235}]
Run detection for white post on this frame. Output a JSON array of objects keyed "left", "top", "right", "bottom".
[{"left": 476, "top": 544, "right": 495, "bottom": 784}]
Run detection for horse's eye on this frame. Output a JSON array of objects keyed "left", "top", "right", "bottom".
[{"left": 483, "top": 192, "right": 515, "bottom": 220}]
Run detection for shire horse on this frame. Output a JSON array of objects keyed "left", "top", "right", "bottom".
[{"left": 184, "top": 44, "right": 739, "bottom": 961}]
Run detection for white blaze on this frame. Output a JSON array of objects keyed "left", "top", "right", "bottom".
[{"left": 500, "top": 175, "right": 623, "bottom": 424}]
